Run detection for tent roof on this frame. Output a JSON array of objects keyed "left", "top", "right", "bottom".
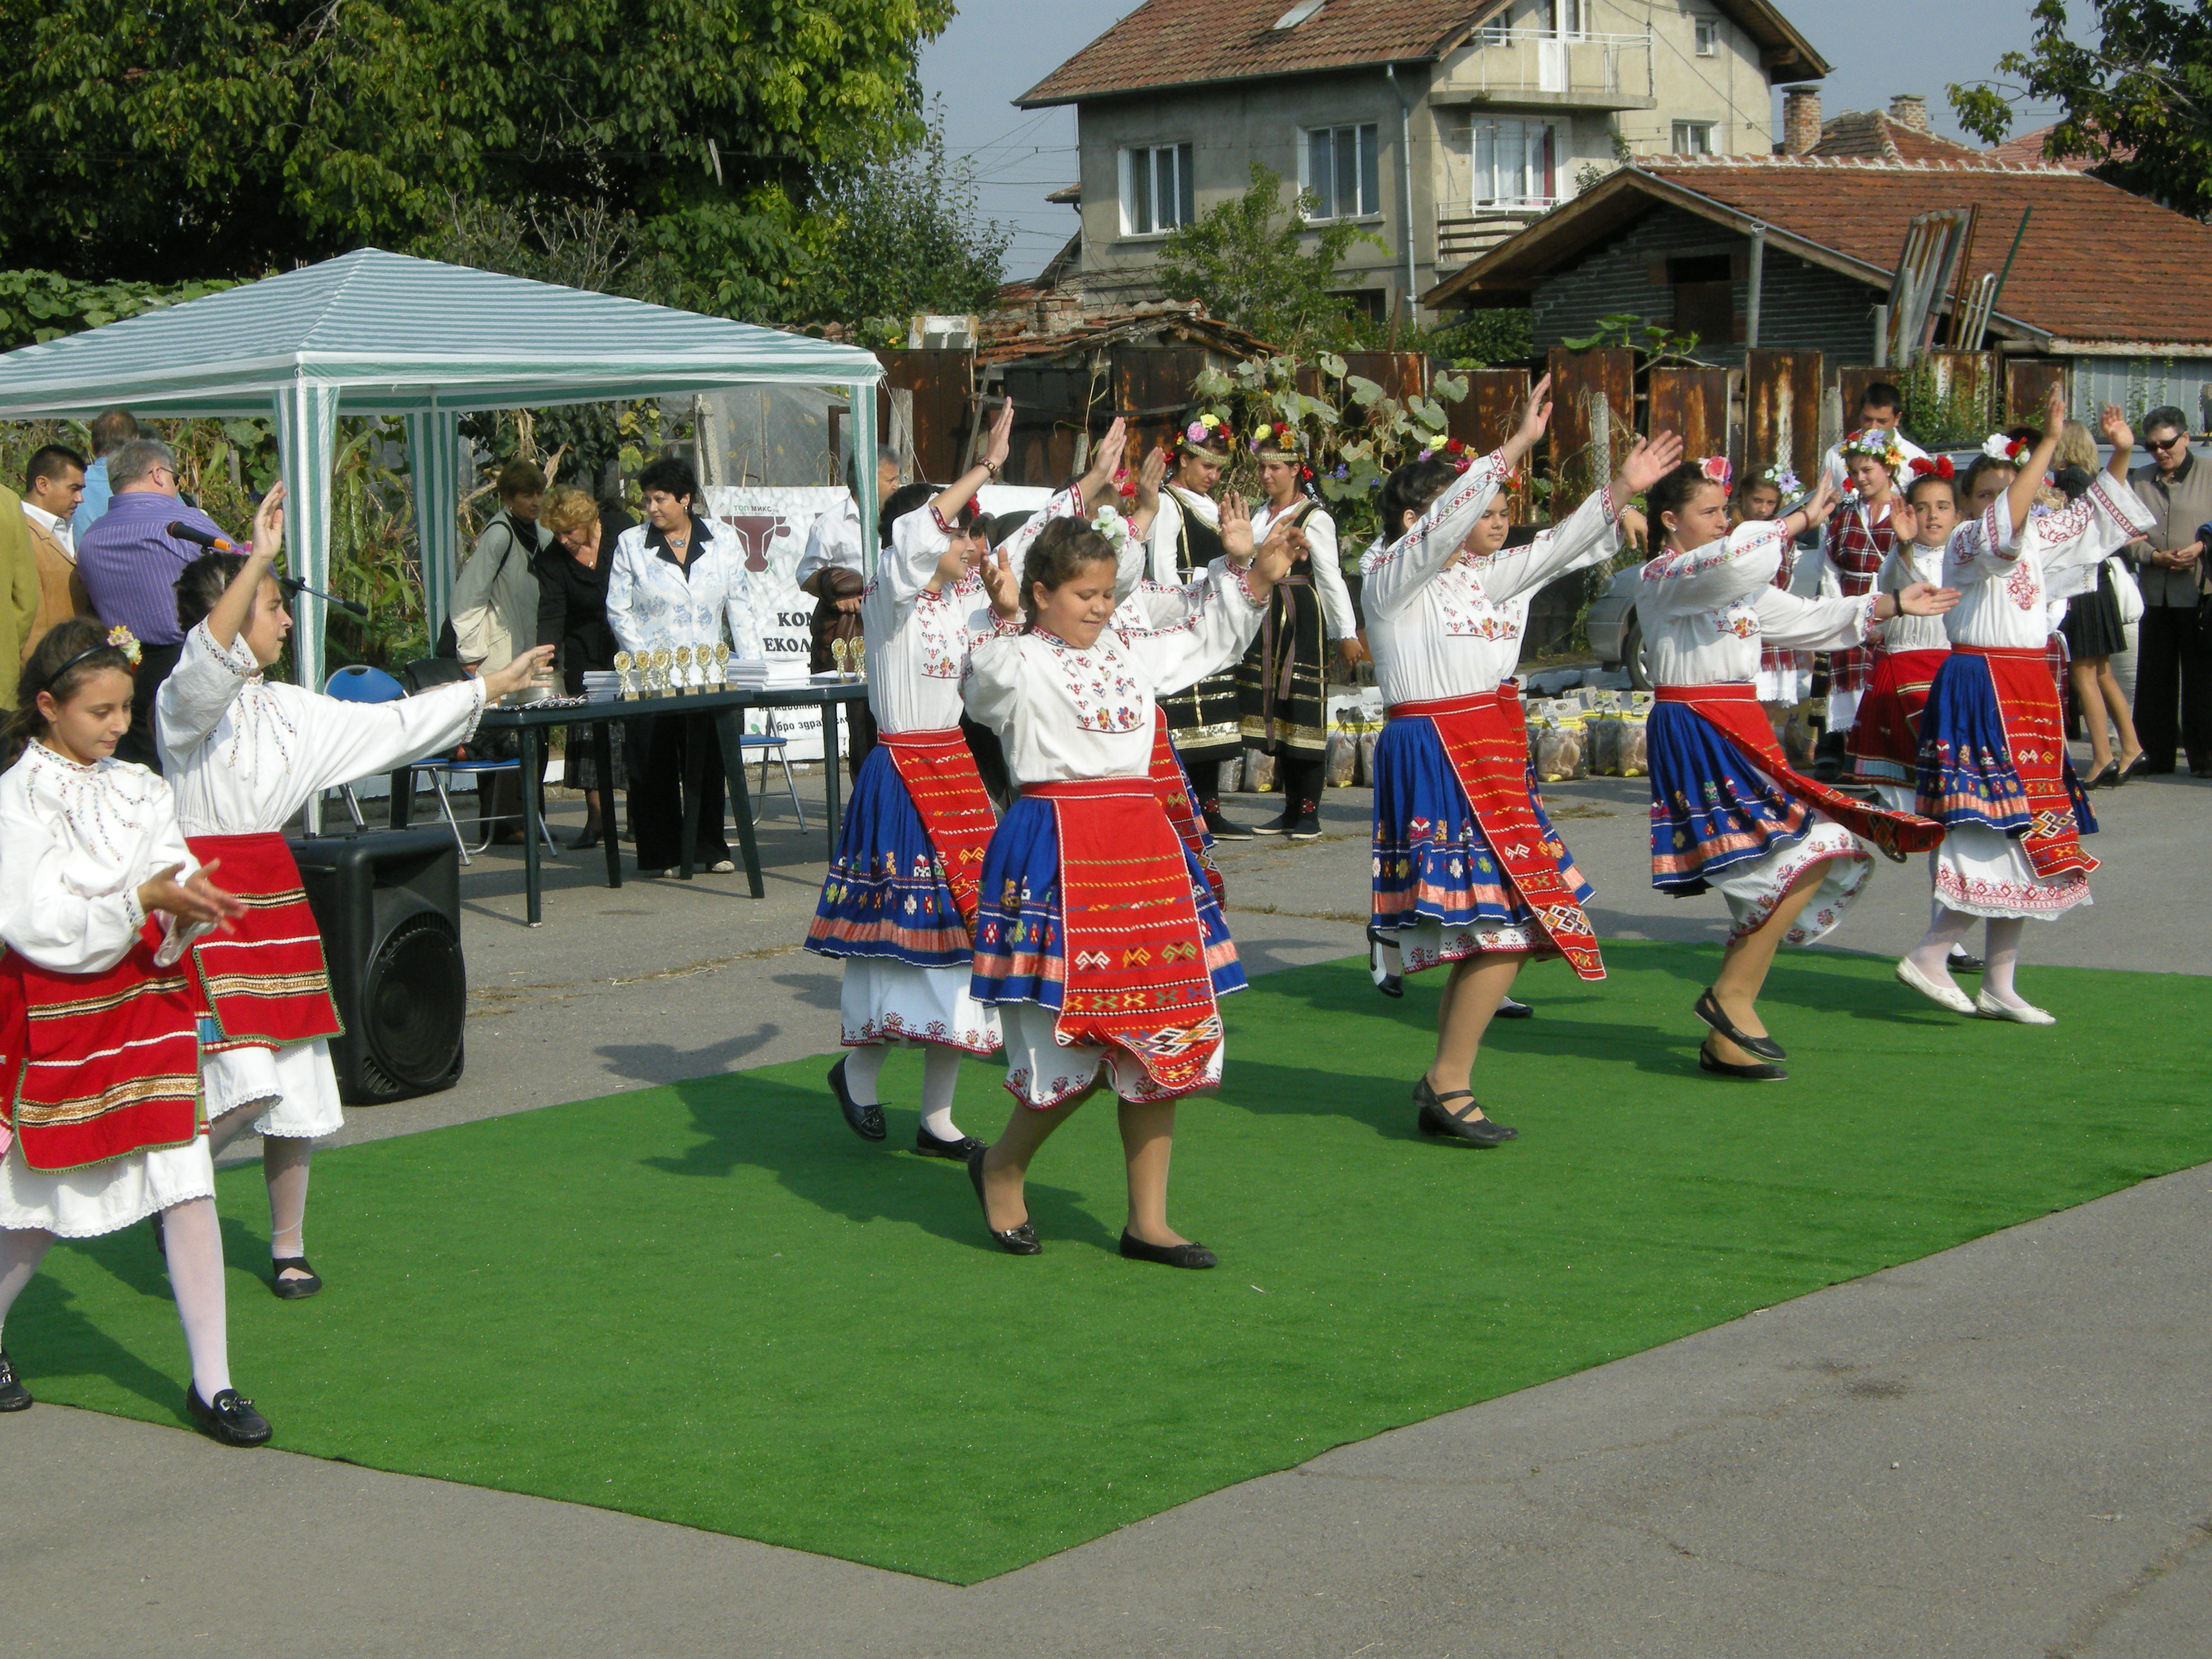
[{"left": 0, "top": 248, "right": 880, "bottom": 419}]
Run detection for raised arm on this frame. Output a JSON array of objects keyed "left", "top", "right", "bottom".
[
  {"left": 2003, "top": 380, "right": 2069, "bottom": 539},
  {"left": 932, "top": 398, "right": 1014, "bottom": 529}
]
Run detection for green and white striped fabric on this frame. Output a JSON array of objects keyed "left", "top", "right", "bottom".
[{"left": 0, "top": 249, "right": 882, "bottom": 703}]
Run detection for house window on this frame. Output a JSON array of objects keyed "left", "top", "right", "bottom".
[
  {"left": 1119, "top": 143, "right": 1194, "bottom": 237},
  {"left": 1672, "top": 121, "right": 1717, "bottom": 155},
  {"left": 1303, "top": 123, "right": 1381, "bottom": 220},
  {"left": 1693, "top": 17, "right": 1720, "bottom": 56},
  {"left": 1546, "top": 1, "right": 1589, "bottom": 38},
  {"left": 1469, "top": 119, "right": 1558, "bottom": 210},
  {"left": 1668, "top": 253, "right": 1735, "bottom": 345}
]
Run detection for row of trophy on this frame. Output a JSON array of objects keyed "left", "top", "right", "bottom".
[
  {"left": 611, "top": 643, "right": 733, "bottom": 700},
  {"left": 828, "top": 637, "right": 868, "bottom": 681}
]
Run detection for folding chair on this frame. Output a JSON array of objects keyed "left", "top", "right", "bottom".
[
  {"left": 737, "top": 708, "right": 805, "bottom": 829},
  {"left": 324, "top": 665, "right": 408, "bottom": 830}
]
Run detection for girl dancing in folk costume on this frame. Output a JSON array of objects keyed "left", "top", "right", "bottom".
[
  {"left": 1811, "top": 428, "right": 1906, "bottom": 760},
  {"left": 808, "top": 403, "right": 1020, "bottom": 1160},
  {"left": 1141, "top": 411, "right": 1251, "bottom": 840},
  {"left": 1848, "top": 458, "right": 1962, "bottom": 813},
  {"left": 1637, "top": 459, "right": 1957, "bottom": 1082},
  {"left": 960, "top": 509, "right": 1295, "bottom": 1268},
  {"left": 1241, "top": 421, "right": 1365, "bottom": 841},
  {"left": 157, "top": 493, "right": 551, "bottom": 1298},
  {"left": 0, "top": 619, "right": 265, "bottom": 1439},
  {"left": 1896, "top": 395, "right": 2152, "bottom": 1026},
  {"left": 1363, "top": 381, "right": 1682, "bottom": 1144},
  {"left": 1735, "top": 464, "right": 1813, "bottom": 736}
]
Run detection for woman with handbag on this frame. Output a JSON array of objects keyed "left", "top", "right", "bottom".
[
  {"left": 447, "top": 460, "right": 551, "bottom": 843},
  {"left": 2053, "top": 422, "right": 2147, "bottom": 786}
]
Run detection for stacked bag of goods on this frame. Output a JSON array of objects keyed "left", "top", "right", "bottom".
[{"left": 1525, "top": 687, "right": 1653, "bottom": 780}]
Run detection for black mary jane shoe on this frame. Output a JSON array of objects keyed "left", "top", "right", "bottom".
[
  {"left": 966, "top": 1149, "right": 1041, "bottom": 1255},
  {"left": 2084, "top": 761, "right": 2119, "bottom": 791},
  {"left": 1412, "top": 1077, "right": 1517, "bottom": 1145},
  {"left": 0, "top": 1348, "right": 32, "bottom": 1412},
  {"left": 915, "top": 1124, "right": 987, "bottom": 1162},
  {"left": 1693, "top": 988, "right": 1786, "bottom": 1061},
  {"left": 1495, "top": 995, "right": 1534, "bottom": 1019},
  {"left": 1947, "top": 948, "right": 1985, "bottom": 974},
  {"left": 1698, "top": 1036, "right": 1787, "bottom": 1082},
  {"left": 1119, "top": 1231, "right": 1218, "bottom": 1270},
  {"left": 187, "top": 1386, "right": 273, "bottom": 1447},
  {"left": 270, "top": 1258, "right": 322, "bottom": 1300},
  {"left": 1365, "top": 925, "right": 1404, "bottom": 999},
  {"left": 827, "top": 1056, "right": 887, "bottom": 1142}
]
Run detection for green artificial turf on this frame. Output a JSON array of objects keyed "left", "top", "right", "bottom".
[{"left": 11, "top": 942, "right": 2205, "bottom": 1583}]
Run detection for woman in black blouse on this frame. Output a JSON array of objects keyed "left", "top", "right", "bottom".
[{"left": 535, "top": 486, "right": 624, "bottom": 847}]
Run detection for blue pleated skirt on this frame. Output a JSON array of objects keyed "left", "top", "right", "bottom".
[
  {"left": 1646, "top": 702, "right": 1817, "bottom": 893},
  {"left": 805, "top": 744, "right": 973, "bottom": 968},
  {"left": 1914, "top": 652, "right": 2096, "bottom": 837}
]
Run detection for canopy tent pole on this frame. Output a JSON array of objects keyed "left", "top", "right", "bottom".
[
  {"left": 405, "top": 410, "right": 464, "bottom": 640},
  {"left": 274, "top": 378, "right": 340, "bottom": 831},
  {"left": 853, "top": 378, "right": 879, "bottom": 577}
]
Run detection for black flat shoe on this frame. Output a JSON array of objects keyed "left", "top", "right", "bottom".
[
  {"left": 827, "top": 1056, "right": 886, "bottom": 1142},
  {"left": 149, "top": 1207, "right": 165, "bottom": 1258},
  {"left": 270, "top": 1258, "right": 322, "bottom": 1300},
  {"left": 1496, "top": 995, "right": 1533, "bottom": 1019},
  {"left": 187, "top": 1386, "right": 272, "bottom": 1447},
  {"left": 1698, "top": 1036, "right": 1787, "bottom": 1082},
  {"left": 1287, "top": 811, "right": 1323, "bottom": 842},
  {"left": 1947, "top": 949, "right": 1985, "bottom": 973},
  {"left": 1202, "top": 807, "right": 1253, "bottom": 842},
  {"left": 1250, "top": 810, "right": 1296, "bottom": 836},
  {"left": 1365, "top": 925, "right": 1404, "bottom": 999},
  {"left": 570, "top": 825, "right": 603, "bottom": 849},
  {"left": 1412, "top": 1077, "right": 1517, "bottom": 1145},
  {"left": 1693, "top": 988, "right": 1785, "bottom": 1061},
  {"left": 915, "top": 1124, "right": 987, "bottom": 1162},
  {"left": 966, "top": 1148, "right": 1040, "bottom": 1255},
  {"left": 1119, "top": 1232, "right": 1218, "bottom": 1269},
  {"left": 2084, "top": 761, "right": 2119, "bottom": 790},
  {"left": 0, "top": 1348, "right": 31, "bottom": 1411}
]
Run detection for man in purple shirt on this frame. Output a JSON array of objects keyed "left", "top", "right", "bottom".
[{"left": 76, "top": 437, "right": 243, "bottom": 771}]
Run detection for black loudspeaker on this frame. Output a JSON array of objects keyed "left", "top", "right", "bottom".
[{"left": 286, "top": 828, "right": 467, "bottom": 1104}]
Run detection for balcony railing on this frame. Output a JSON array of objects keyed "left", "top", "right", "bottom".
[
  {"left": 1436, "top": 205, "right": 1552, "bottom": 272},
  {"left": 1448, "top": 27, "right": 1654, "bottom": 106}
]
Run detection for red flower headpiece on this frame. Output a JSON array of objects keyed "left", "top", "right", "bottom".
[
  {"left": 1417, "top": 437, "right": 1475, "bottom": 473},
  {"left": 1981, "top": 432, "right": 2032, "bottom": 464},
  {"left": 1909, "top": 455, "right": 1955, "bottom": 481},
  {"left": 1698, "top": 455, "right": 1734, "bottom": 492}
]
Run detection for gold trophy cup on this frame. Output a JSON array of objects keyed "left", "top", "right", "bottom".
[
  {"left": 613, "top": 650, "right": 635, "bottom": 702},
  {"left": 672, "top": 644, "right": 695, "bottom": 696}
]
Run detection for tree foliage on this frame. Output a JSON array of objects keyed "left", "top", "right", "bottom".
[
  {"left": 0, "top": 1, "right": 957, "bottom": 316},
  {"left": 0, "top": 269, "right": 238, "bottom": 351},
  {"left": 1156, "top": 165, "right": 1386, "bottom": 352},
  {"left": 1949, "top": 0, "right": 2212, "bottom": 218}
]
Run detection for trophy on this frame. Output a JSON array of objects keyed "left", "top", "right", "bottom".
[
  {"left": 650, "top": 648, "right": 672, "bottom": 696},
  {"left": 712, "top": 641, "right": 731, "bottom": 687},
  {"left": 831, "top": 637, "right": 853, "bottom": 679},
  {"left": 613, "top": 650, "right": 636, "bottom": 702},
  {"left": 672, "top": 644, "right": 695, "bottom": 696}
]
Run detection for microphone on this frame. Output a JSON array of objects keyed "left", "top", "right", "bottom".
[{"left": 167, "top": 520, "right": 371, "bottom": 618}]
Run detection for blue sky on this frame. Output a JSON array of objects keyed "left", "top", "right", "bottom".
[{"left": 917, "top": 0, "right": 2068, "bottom": 280}]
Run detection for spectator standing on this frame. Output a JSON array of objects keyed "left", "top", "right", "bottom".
[
  {"left": 18, "top": 444, "right": 95, "bottom": 658},
  {"left": 449, "top": 460, "right": 552, "bottom": 841},
  {"left": 69, "top": 406, "right": 139, "bottom": 541},
  {"left": 75, "top": 437, "right": 238, "bottom": 770},
  {"left": 534, "top": 486, "right": 624, "bottom": 848},
  {"left": 797, "top": 444, "right": 899, "bottom": 773},
  {"left": 0, "top": 484, "right": 38, "bottom": 706},
  {"left": 1819, "top": 382, "right": 1928, "bottom": 494},
  {"left": 2052, "top": 421, "right": 2143, "bottom": 786},
  {"left": 2125, "top": 407, "right": 2212, "bottom": 775}
]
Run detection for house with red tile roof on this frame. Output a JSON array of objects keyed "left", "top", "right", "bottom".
[
  {"left": 1421, "top": 154, "right": 2212, "bottom": 418},
  {"left": 1014, "top": 0, "right": 1829, "bottom": 320}
]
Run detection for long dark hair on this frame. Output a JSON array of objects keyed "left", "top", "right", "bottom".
[
  {"left": 175, "top": 550, "right": 250, "bottom": 635},
  {"left": 7, "top": 618, "right": 134, "bottom": 764},
  {"left": 1021, "top": 519, "right": 1117, "bottom": 624}
]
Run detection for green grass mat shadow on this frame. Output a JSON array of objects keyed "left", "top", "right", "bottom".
[{"left": 12, "top": 941, "right": 2205, "bottom": 1583}]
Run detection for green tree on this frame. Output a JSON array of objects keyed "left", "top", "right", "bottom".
[
  {"left": 0, "top": 1, "right": 955, "bottom": 316},
  {"left": 1949, "top": 1, "right": 2212, "bottom": 218},
  {"left": 1156, "top": 164, "right": 1385, "bottom": 351}
]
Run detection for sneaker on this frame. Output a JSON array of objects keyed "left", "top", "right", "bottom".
[
  {"left": 187, "top": 1385, "right": 273, "bottom": 1447},
  {"left": 1202, "top": 805, "right": 1253, "bottom": 842},
  {"left": 0, "top": 1348, "right": 32, "bottom": 1411}
]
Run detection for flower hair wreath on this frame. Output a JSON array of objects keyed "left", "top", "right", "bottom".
[
  {"left": 1981, "top": 432, "right": 2032, "bottom": 463},
  {"left": 1755, "top": 462, "right": 1803, "bottom": 495},
  {"left": 1180, "top": 411, "right": 1234, "bottom": 451},
  {"left": 1416, "top": 437, "right": 1474, "bottom": 473},
  {"left": 1841, "top": 427, "right": 1905, "bottom": 470},
  {"left": 1087, "top": 503, "right": 1133, "bottom": 554},
  {"left": 1909, "top": 455, "right": 1956, "bottom": 482}
]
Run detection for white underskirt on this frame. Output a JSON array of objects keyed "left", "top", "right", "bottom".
[
  {"left": 202, "top": 1039, "right": 346, "bottom": 1139},
  {"left": 1755, "top": 664, "right": 1807, "bottom": 704},
  {"left": 1932, "top": 822, "right": 2091, "bottom": 920},
  {"left": 998, "top": 1001, "right": 1222, "bottom": 1108},
  {"left": 1390, "top": 920, "right": 1540, "bottom": 977},
  {"left": 841, "top": 962, "right": 1001, "bottom": 1056},
  {"left": 1708, "top": 820, "right": 1870, "bottom": 946},
  {"left": 1826, "top": 687, "right": 1863, "bottom": 731},
  {"left": 1871, "top": 782, "right": 1917, "bottom": 816},
  {"left": 0, "top": 1135, "right": 216, "bottom": 1239}
]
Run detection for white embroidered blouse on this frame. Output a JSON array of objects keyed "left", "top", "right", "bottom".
[
  {"left": 604, "top": 515, "right": 766, "bottom": 661},
  {"left": 0, "top": 744, "right": 210, "bottom": 973},
  {"left": 962, "top": 572, "right": 1269, "bottom": 789},
  {"left": 156, "top": 625, "right": 486, "bottom": 836},
  {"left": 1143, "top": 487, "right": 1223, "bottom": 589},
  {"left": 1875, "top": 541, "right": 1952, "bottom": 654},
  {"left": 1360, "top": 448, "right": 1622, "bottom": 707},
  {"left": 1636, "top": 520, "right": 1886, "bottom": 688},
  {"left": 867, "top": 505, "right": 1010, "bottom": 733},
  {"left": 1942, "top": 476, "right": 2153, "bottom": 650}
]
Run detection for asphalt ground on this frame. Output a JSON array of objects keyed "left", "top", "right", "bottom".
[{"left": 4, "top": 758, "right": 2208, "bottom": 1657}]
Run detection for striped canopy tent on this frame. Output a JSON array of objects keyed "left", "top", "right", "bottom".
[{"left": 0, "top": 247, "right": 884, "bottom": 692}]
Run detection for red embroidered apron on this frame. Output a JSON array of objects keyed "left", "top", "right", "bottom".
[
  {"left": 880, "top": 729, "right": 999, "bottom": 932},
  {"left": 1846, "top": 647, "right": 1949, "bottom": 781},
  {"left": 1957, "top": 644, "right": 2098, "bottom": 878},
  {"left": 183, "top": 832, "right": 342, "bottom": 1052},
  {"left": 1147, "top": 708, "right": 1225, "bottom": 904}
]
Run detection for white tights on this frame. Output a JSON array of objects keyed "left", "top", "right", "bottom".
[
  {"left": 1907, "top": 905, "right": 2031, "bottom": 1007},
  {"left": 841, "top": 1043, "right": 966, "bottom": 1140},
  {"left": 207, "top": 1105, "right": 315, "bottom": 1266},
  {"left": 0, "top": 1199, "right": 233, "bottom": 1401}
]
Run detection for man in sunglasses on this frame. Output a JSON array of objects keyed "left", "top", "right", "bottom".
[
  {"left": 2126, "top": 407, "right": 2212, "bottom": 776},
  {"left": 75, "top": 437, "right": 245, "bottom": 771}
]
